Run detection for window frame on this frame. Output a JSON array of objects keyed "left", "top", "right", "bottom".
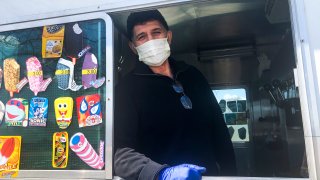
[{"left": 0, "top": 12, "right": 114, "bottom": 179}]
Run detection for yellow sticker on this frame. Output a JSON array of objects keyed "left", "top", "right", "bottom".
[
  {"left": 0, "top": 136, "right": 22, "bottom": 178},
  {"left": 55, "top": 70, "right": 70, "bottom": 75},
  {"left": 27, "top": 71, "right": 43, "bottom": 77},
  {"left": 82, "top": 68, "right": 97, "bottom": 75},
  {"left": 52, "top": 132, "right": 68, "bottom": 168}
]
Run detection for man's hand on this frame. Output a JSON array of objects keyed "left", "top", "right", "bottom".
[{"left": 158, "top": 164, "right": 206, "bottom": 180}]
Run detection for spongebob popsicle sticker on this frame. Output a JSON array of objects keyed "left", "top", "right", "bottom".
[{"left": 54, "top": 97, "right": 73, "bottom": 129}]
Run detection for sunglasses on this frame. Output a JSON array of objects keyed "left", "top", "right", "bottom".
[{"left": 172, "top": 81, "right": 192, "bottom": 109}]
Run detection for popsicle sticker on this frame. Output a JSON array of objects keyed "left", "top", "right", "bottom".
[
  {"left": 0, "top": 136, "right": 22, "bottom": 178},
  {"left": 26, "top": 56, "right": 52, "bottom": 96},
  {"left": 54, "top": 97, "right": 73, "bottom": 129},
  {"left": 70, "top": 132, "right": 104, "bottom": 169},
  {"left": 82, "top": 52, "right": 105, "bottom": 89},
  {"left": 5, "top": 98, "right": 29, "bottom": 127},
  {"left": 76, "top": 94, "right": 102, "bottom": 128},
  {"left": 29, "top": 97, "right": 48, "bottom": 127},
  {"left": 3, "top": 58, "right": 28, "bottom": 97},
  {"left": 55, "top": 58, "right": 82, "bottom": 91},
  {"left": 52, "top": 132, "right": 68, "bottom": 168}
]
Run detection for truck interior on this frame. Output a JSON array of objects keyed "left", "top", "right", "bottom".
[{"left": 110, "top": 0, "right": 307, "bottom": 177}]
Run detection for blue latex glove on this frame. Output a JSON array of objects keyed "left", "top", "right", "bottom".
[{"left": 158, "top": 164, "right": 206, "bottom": 180}]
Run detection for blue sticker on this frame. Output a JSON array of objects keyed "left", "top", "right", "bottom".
[{"left": 29, "top": 97, "right": 48, "bottom": 127}]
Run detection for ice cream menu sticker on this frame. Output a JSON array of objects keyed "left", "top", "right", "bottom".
[{"left": 0, "top": 136, "right": 21, "bottom": 178}]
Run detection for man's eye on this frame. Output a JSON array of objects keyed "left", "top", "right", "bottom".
[{"left": 137, "top": 35, "right": 145, "bottom": 41}]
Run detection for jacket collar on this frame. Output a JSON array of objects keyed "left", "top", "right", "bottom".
[{"left": 133, "top": 57, "right": 190, "bottom": 77}]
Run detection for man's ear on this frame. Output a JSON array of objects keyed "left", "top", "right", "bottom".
[
  {"left": 167, "top": 30, "right": 173, "bottom": 45},
  {"left": 128, "top": 41, "right": 138, "bottom": 55}
]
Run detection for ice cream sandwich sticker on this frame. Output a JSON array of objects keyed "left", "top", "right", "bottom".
[
  {"left": 0, "top": 136, "right": 22, "bottom": 178},
  {"left": 54, "top": 97, "right": 73, "bottom": 129},
  {"left": 5, "top": 98, "right": 28, "bottom": 127},
  {"left": 42, "top": 25, "right": 65, "bottom": 58},
  {"left": 52, "top": 132, "right": 68, "bottom": 168},
  {"left": 76, "top": 94, "right": 102, "bottom": 128},
  {"left": 29, "top": 97, "right": 48, "bottom": 127}
]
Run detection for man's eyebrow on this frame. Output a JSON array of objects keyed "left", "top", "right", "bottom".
[
  {"left": 151, "top": 27, "right": 162, "bottom": 31},
  {"left": 135, "top": 32, "right": 146, "bottom": 38}
]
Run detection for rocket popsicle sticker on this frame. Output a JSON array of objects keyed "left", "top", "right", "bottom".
[
  {"left": 0, "top": 136, "right": 22, "bottom": 178},
  {"left": 54, "top": 97, "right": 73, "bottom": 129},
  {"left": 0, "top": 138, "right": 15, "bottom": 166}
]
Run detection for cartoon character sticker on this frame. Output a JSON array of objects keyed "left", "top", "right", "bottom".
[
  {"left": 54, "top": 97, "right": 73, "bottom": 129},
  {"left": 28, "top": 97, "right": 48, "bottom": 127},
  {"left": 5, "top": 98, "right": 28, "bottom": 127},
  {"left": 76, "top": 94, "right": 102, "bottom": 128}
]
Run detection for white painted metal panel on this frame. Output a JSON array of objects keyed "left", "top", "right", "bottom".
[
  {"left": 289, "top": 0, "right": 320, "bottom": 179},
  {"left": 0, "top": 0, "right": 191, "bottom": 25}
]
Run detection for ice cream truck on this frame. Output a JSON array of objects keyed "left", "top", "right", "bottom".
[{"left": 0, "top": 0, "right": 319, "bottom": 179}]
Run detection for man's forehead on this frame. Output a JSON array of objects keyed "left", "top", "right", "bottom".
[{"left": 132, "top": 20, "right": 165, "bottom": 34}]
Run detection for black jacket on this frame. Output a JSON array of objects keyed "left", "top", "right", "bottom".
[{"left": 114, "top": 59, "right": 236, "bottom": 180}]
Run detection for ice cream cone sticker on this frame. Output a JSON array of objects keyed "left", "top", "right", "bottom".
[{"left": 0, "top": 136, "right": 21, "bottom": 178}]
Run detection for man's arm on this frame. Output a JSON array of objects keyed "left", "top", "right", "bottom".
[
  {"left": 114, "top": 80, "right": 167, "bottom": 180},
  {"left": 114, "top": 148, "right": 167, "bottom": 180}
]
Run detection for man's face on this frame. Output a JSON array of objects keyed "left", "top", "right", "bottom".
[{"left": 129, "top": 20, "right": 172, "bottom": 52}]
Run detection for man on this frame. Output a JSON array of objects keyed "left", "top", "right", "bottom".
[{"left": 114, "top": 10, "right": 236, "bottom": 180}]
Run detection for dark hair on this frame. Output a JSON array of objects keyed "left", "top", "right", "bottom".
[{"left": 127, "top": 10, "right": 169, "bottom": 41}]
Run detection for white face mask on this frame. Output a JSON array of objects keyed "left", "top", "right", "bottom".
[{"left": 135, "top": 38, "right": 171, "bottom": 66}]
